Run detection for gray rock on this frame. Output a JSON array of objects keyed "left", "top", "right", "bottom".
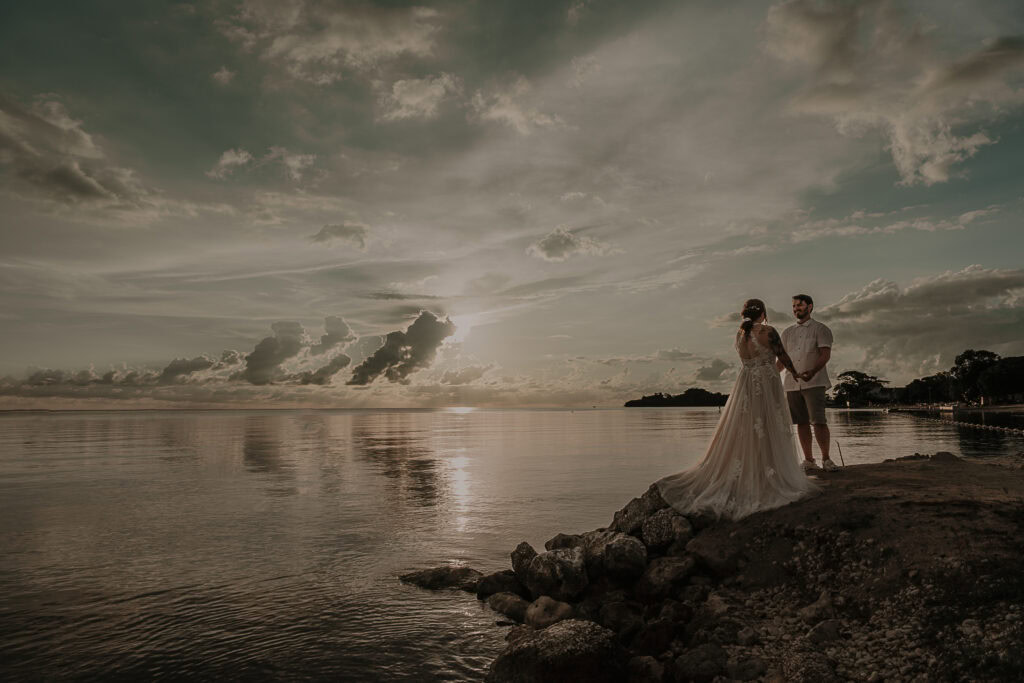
[
  {"left": 627, "top": 655, "right": 664, "bottom": 683},
  {"left": 808, "top": 618, "right": 842, "bottom": 644},
  {"left": 798, "top": 590, "right": 834, "bottom": 625},
  {"left": 477, "top": 569, "right": 529, "bottom": 600},
  {"left": 488, "top": 592, "right": 531, "bottom": 623},
  {"left": 583, "top": 530, "right": 643, "bottom": 581},
  {"left": 931, "top": 451, "right": 959, "bottom": 463},
  {"left": 526, "top": 595, "right": 575, "bottom": 629},
  {"left": 485, "top": 619, "right": 624, "bottom": 683},
  {"left": 511, "top": 542, "right": 538, "bottom": 580},
  {"left": 673, "top": 642, "right": 727, "bottom": 682},
  {"left": 610, "top": 484, "right": 668, "bottom": 536},
  {"left": 522, "top": 547, "right": 589, "bottom": 601},
  {"left": 641, "top": 507, "right": 693, "bottom": 552},
  {"left": 727, "top": 654, "right": 768, "bottom": 681},
  {"left": 545, "top": 533, "right": 583, "bottom": 551},
  {"left": 399, "top": 565, "right": 482, "bottom": 592},
  {"left": 605, "top": 534, "right": 649, "bottom": 582},
  {"left": 634, "top": 555, "right": 697, "bottom": 602}
]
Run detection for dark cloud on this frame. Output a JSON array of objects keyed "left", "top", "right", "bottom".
[
  {"left": 763, "top": 2, "right": 1024, "bottom": 185},
  {"left": 159, "top": 356, "right": 215, "bottom": 383},
  {"left": 347, "top": 311, "right": 456, "bottom": 385},
  {"left": 363, "top": 291, "right": 442, "bottom": 300},
  {"left": 241, "top": 321, "right": 306, "bottom": 385},
  {"left": 292, "top": 353, "right": 352, "bottom": 385},
  {"left": 0, "top": 92, "right": 154, "bottom": 208},
  {"left": 526, "top": 226, "right": 613, "bottom": 262},
  {"left": 309, "top": 222, "right": 369, "bottom": 249},
  {"left": 924, "top": 36, "right": 1024, "bottom": 94},
  {"left": 817, "top": 265, "right": 1024, "bottom": 375},
  {"left": 309, "top": 315, "right": 355, "bottom": 355}
]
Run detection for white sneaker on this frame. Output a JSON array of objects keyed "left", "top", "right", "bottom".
[
  {"left": 821, "top": 458, "right": 840, "bottom": 472},
  {"left": 801, "top": 460, "right": 819, "bottom": 471}
]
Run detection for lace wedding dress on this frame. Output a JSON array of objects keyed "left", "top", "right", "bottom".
[{"left": 656, "top": 325, "right": 819, "bottom": 520}]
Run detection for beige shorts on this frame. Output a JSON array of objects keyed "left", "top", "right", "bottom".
[{"left": 787, "top": 387, "right": 828, "bottom": 425}]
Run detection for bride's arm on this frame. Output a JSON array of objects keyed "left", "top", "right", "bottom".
[{"left": 767, "top": 328, "right": 798, "bottom": 375}]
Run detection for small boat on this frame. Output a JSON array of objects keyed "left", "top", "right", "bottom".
[{"left": 938, "top": 403, "right": 957, "bottom": 412}]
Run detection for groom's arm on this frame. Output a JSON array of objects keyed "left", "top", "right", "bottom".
[{"left": 799, "top": 346, "right": 832, "bottom": 381}]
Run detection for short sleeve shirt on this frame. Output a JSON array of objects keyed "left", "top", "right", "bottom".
[{"left": 780, "top": 318, "right": 834, "bottom": 392}]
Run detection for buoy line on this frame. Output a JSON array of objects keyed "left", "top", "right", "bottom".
[{"left": 885, "top": 410, "right": 1024, "bottom": 435}]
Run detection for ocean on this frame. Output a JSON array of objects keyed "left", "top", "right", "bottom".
[{"left": 1, "top": 407, "right": 1022, "bottom": 680}]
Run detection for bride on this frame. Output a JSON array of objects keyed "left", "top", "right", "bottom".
[{"left": 656, "top": 299, "right": 819, "bottom": 520}]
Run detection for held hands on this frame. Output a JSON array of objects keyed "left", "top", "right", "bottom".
[{"left": 797, "top": 369, "right": 816, "bottom": 382}]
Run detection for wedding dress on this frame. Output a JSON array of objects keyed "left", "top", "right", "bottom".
[{"left": 656, "top": 324, "right": 819, "bottom": 520}]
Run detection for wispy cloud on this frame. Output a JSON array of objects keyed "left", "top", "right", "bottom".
[{"left": 764, "top": 1, "right": 1024, "bottom": 185}]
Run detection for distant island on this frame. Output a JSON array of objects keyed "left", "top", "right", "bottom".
[
  {"left": 624, "top": 388, "right": 728, "bottom": 407},
  {"left": 626, "top": 349, "right": 1024, "bottom": 409}
]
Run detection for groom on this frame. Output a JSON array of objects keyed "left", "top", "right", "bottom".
[{"left": 778, "top": 294, "right": 839, "bottom": 472}]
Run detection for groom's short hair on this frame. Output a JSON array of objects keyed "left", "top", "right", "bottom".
[{"left": 793, "top": 294, "right": 813, "bottom": 306}]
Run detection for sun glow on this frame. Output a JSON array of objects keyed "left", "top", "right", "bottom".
[{"left": 450, "top": 313, "right": 482, "bottom": 343}]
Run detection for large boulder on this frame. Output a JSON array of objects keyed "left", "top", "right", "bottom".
[
  {"left": 583, "top": 530, "right": 646, "bottom": 582},
  {"left": 477, "top": 569, "right": 529, "bottom": 600},
  {"left": 521, "top": 547, "right": 589, "bottom": 602},
  {"left": 488, "top": 592, "right": 531, "bottom": 623},
  {"left": 604, "top": 534, "right": 648, "bottom": 583},
  {"left": 485, "top": 619, "right": 625, "bottom": 683},
  {"left": 511, "top": 541, "right": 538, "bottom": 580},
  {"left": 399, "top": 565, "right": 482, "bottom": 592},
  {"left": 610, "top": 484, "right": 668, "bottom": 536},
  {"left": 525, "top": 595, "right": 575, "bottom": 629},
  {"left": 545, "top": 533, "right": 583, "bottom": 550},
  {"left": 633, "top": 555, "right": 697, "bottom": 602},
  {"left": 641, "top": 507, "right": 693, "bottom": 553}
]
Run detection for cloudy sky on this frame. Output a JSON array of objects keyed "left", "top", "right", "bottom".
[{"left": 1, "top": 0, "right": 1023, "bottom": 409}]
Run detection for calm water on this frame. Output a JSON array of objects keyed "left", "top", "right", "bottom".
[{"left": 1, "top": 408, "right": 1022, "bottom": 681}]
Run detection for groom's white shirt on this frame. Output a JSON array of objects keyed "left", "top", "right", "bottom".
[{"left": 781, "top": 317, "right": 833, "bottom": 392}]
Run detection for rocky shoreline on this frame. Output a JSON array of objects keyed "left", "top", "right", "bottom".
[{"left": 401, "top": 453, "right": 1024, "bottom": 682}]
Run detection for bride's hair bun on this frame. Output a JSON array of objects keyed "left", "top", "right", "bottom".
[{"left": 740, "top": 299, "right": 766, "bottom": 339}]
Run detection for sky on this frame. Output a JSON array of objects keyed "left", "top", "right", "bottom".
[{"left": 1, "top": 0, "right": 1023, "bottom": 409}]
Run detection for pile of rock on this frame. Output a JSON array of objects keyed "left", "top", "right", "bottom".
[
  {"left": 401, "top": 457, "right": 1024, "bottom": 682},
  {"left": 403, "top": 483, "right": 756, "bottom": 682}
]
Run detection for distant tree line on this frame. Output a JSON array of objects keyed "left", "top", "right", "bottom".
[
  {"left": 830, "top": 350, "right": 1024, "bottom": 407},
  {"left": 624, "top": 388, "right": 729, "bottom": 407},
  {"left": 626, "top": 349, "right": 1024, "bottom": 409}
]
